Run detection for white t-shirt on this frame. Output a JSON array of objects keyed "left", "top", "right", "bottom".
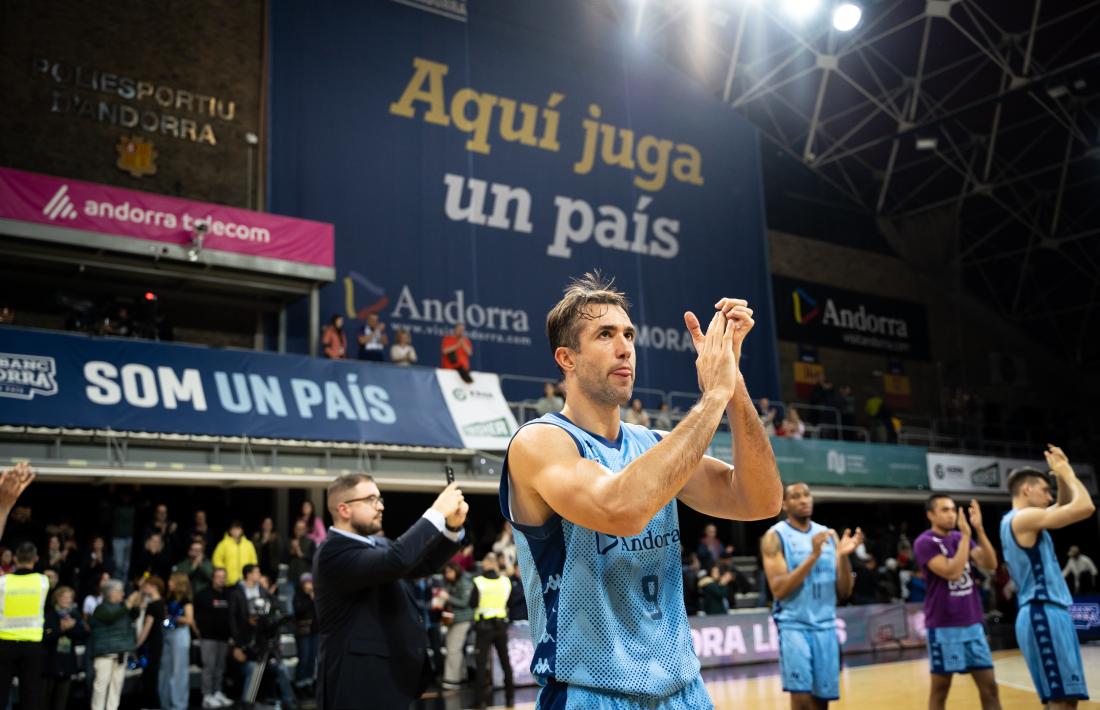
[{"left": 390, "top": 343, "right": 417, "bottom": 365}]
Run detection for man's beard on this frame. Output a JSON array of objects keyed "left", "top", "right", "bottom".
[
  {"left": 576, "top": 363, "right": 631, "bottom": 407},
  {"left": 351, "top": 518, "right": 381, "bottom": 537}
]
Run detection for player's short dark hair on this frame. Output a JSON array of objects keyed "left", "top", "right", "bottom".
[
  {"left": 925, "top": 493, "right": 954, "bottom": 511},
  {"left": 546, "top": 272, "right": 630, "bottom": 370},
  {"left": 783, "top": 482, "right": 810, "bottom": 499},
  {"left": 14, "top": 541, "right": 36, "bottom": 564},
  {"left": 1007, "top": 467, "right": 1048, "bottom": 496}
]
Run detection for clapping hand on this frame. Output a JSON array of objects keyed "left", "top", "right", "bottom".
[
  {"left": 834, "top": 527, "right": 863, "bottom": 557},
  {"left": 0, "top": 462, "right": 34, "bottom": 510}
]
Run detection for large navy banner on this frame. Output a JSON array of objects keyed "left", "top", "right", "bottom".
[
  {"left": 0, "top": 327, "right": 463, "bottom": 447},
  {"left": 269, "top": 0, "right": 779, "bottom": 397}
]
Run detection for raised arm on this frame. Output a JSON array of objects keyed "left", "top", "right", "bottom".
[
  {"left": 761, "top": 529, "right": 830, "bottom": 600},
  {"left": 509, "top": 311, "right": 739, "bottom": 536},
  {"left": 1012, "top": 446, "right": 1096, "bottom": 539},
  {"left": 0, "top": 462, "right": 34, "bottom": 540},
  {"left": 675, "top": 300, "right": 782, "bottom": 521},
  {"left": 965, "top": 500, "right": 997, "bottom": 571},
  {"left": 834, "top": 527, "right": 862, "bottom": 600},
  {"left": 926, "top": 509, "right": 973, "bottom": 582}
]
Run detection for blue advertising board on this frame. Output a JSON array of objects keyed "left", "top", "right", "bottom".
[
  {"left": 269, "top": 0, "right": 780, "bottom": 398},
  {"left": 0, "top": 327, "right": 464, "bottom": 447}
]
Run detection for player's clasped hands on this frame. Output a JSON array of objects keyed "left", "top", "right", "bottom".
[{"left": 684, "top": 297, "right": 756, "bottom": 396}]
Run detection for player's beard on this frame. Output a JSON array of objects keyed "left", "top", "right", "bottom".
[{"left": 575, "top": 358, "right": 631, "bottom": 407}]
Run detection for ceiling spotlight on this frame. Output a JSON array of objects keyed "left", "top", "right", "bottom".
[
  {"left": 915, "top": 137, "right": 938, "bottom": 151},
  {"left": 832, "top": 2, "right": 862, "bottom": 31},
  {"left": 783, "top": 0, "right": 820, "bottom": 21}
]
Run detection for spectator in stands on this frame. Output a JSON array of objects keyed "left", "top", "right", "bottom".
[
  {"left": 623, "top": 398, "right": 650, "bottom": 427},
  {"left": 779, "top": 407, "right": 805, "bottom": 439},
  {"left": 0, "top": 548, "right": 12, "bottom": 574},
  {"left": 450, "top": 543, "right": 475, "bottom": 573},
  {"left": 0, "top": 305, "right": 13, "bottom": 325},
  {"left": 697, "top": 523, "right": 724, "bottom": 570},
  {"left": 440, "top": 562, "right": 475, "bottom": 689},
  {"left": 322, "top": 314, "right": 348, "bottom": 359},
  {"left": 286, "top": 519, "right": 316, "bottom": 591},
  {"left": 682, "top": 551, "right": 701, "bottom": 615},
  {"left": 88, "top": 580, "right": 139, "bottom": 710},
  {"left": 196, "top": 567, "right": 232, "bottom": 709},
  {"left": 212, "top": 521, "right": 258, "bottom": 587},
  {"left": 507, "top": 557, "right": 527, "bottom": 622},
  {"left": 159, "top": 572, "right": 195, "bottom": 710},
  {"left": 299, "top": 500, "right": 326, "bottom": 546},
  {"left": 852, "top": 555, "right": 881, "bottom": 605},
  {"left": 723, "top": 565, "right": 750, "bottom": 610},
  {"left": 357, "top": 312, "right": 388, "bottom": 362},
  {"left": 43, "top": 584, "right": 88, "bottom": 710},
  {"left": 101, "top": 305, "right": 132, "bottom": 337},
  {"left": 698, "top": 565, "right": 732, "bottom": 615},
  {"left": 144, "top": 503, "right": 180, "bottom": 554},
  {"left": 535, "top": 381, "right": 564, "bottom": 416},
  {"left": 45, "top": 533, "right": 76, "bottom": 588},
  {"left": 108, "top": 487, "right": 136, "bottom": 583},
  {"left": 83, "top": 571, "right": 110, "bottom": 620},
  {"left": 655, "top": 401, "right": 673, "bottom": 430},
  {"left": 173, "top": 539, "right": 214, "bottom": 596},
  {"left": 133, "top": 531, "right": 173, "bottom": 583},
  {"left": 838, "top": 384, "right": 856, "bottom": 437},
  {"left": 906, "top": 568, "right": 927, "bottom": 602},
  {"left": 1062, "top": 545, "right": 1098, "bottom": 595},
  {"left": 441, "top": 322, "right": 473, "bottom": 383},
  {"left": 293, "top": 573, "right": 319, "bottom": 694},
  {"left": 757, "top": 398, "right": 777, "bottom": 435},
  {"left": 78, "top": 535, "right": 109, "bottom": 601},
  {"left": 133, "top": 575, "right": 166, "bottom": 710},
  {"left": 492, "top": 522, "right": 517, "bottom": 574},
  {"left": 189, "top": 509, "right": 213, "bottom": 551},
  {"left": 3, "top": 503, "right": 45, "bottom": 553},
  {"left": 229, "top": 564, "right": 295, "bottom": 707},
  {"left": 252, "top": 516, "right": 284, "bottom": 583},
  {"left": 389, "top": 328, "right": 418, "bottom": 366}
]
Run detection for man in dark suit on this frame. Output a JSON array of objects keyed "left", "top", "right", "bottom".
[{"left": 314, "top": 473, "right": 467, "bottom": 710}]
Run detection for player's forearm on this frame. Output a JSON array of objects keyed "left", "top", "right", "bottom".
[
  {"left": 948, "top": 534, "right": 972, "bottom": 579},
  {"left": 1054, "top": 469, "right": 1096, "bottom": 517},
  {"left": 725, "top": 374, "right": 782, "bottom": 517},
  {"left": 771, "top": 551, "right": 820, "bottom": 600},
  {"left": 616, "top": 391, "right": 729, "bottom": 527},
  {"left": 836, "top": 553, "right": 854, "bottom": 600}
]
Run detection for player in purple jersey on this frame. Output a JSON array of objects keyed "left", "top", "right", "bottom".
[{"left": 914, "top": 495, "right": 1000, "bottom": 709}]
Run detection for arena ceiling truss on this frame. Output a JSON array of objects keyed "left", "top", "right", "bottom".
[{"left": 602, "top": 0, "right": 1100, "bottom": 365}]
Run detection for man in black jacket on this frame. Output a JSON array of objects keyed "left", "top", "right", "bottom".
[
  {"left": 314, "top": 473, "right": 467, "bottom": 710},
  {"left": 196, "top": 567, "right": 232, "bottom": 708}
]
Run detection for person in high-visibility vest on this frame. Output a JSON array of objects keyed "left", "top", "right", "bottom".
[
  {"left": 472, "top": 552, "right": 515, "bottom": 709},
  {"left": 0, "top": 540, "right": 50, "bottom": 708}
]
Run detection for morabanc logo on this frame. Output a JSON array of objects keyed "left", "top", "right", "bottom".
[
  {"left": 791, "top": 287, "right": 820, "bottom": 324},
  {"left": 0, "top": 353, "right": 59, "bottom": 400}
]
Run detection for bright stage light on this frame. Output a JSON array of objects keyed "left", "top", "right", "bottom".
[
  {"left": 832, "top": 2, "right": 862, "bottom": 31},
  {"left": 783, "top": 0, "right": 820, "bottom": 21}
]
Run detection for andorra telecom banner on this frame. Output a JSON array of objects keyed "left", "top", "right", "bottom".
[{"left": 269, "top": 0, "right": 780, "bottom": 397}]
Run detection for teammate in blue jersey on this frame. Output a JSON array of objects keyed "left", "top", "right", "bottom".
[
  {"left": 500, "top": 272, "right": 782, "bottom": 709},
  {"left": 761, "top": 482, "right": 862, "bottom": 709},
  {"left": 1000, "top": 446, "right": 1095, "bottom": 709}
]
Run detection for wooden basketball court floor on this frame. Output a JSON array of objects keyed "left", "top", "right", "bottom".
[{"left": 477, "top": 647, "right": 1099, "bottom": 709}]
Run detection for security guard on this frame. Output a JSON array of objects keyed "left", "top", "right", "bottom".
[
  {"left": 472, "top": 552, "right": 514, "bottom": 709},
  {"left": 0, "top": 541, "right": 50, "bottom": 708}
]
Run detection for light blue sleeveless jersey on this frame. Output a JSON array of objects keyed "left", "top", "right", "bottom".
[
  {"left": 1000, "top": 510, "right": 1073, "bottom": 607},
  {"left": 768, "top": 520, "right": 837, "bottom": 630},
  {"left": 499, "top": 412, "right": 700, "bottom": 699}
]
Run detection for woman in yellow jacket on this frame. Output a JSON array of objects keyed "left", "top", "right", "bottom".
[{"left": 211, "top": 521, "right": 258, "bottom": 586}]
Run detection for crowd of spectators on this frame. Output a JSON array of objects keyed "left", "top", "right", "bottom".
[{"left": 0, "top": 494, "right": 325, "bottom": 709}]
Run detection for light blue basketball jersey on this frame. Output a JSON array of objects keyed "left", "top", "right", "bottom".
[
  {"left": 769, "top": 519, "right": 837, "bottom": 630},
  {"left": 499, "top": 412, "right": 700, "bottom": 700},
  {"left": 1000, "top": 509, "right": 1073, "bottom": 608}
]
